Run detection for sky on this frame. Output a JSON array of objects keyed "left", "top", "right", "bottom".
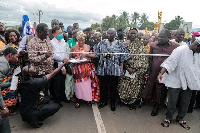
[{"left": 0, "top": 0, "right": 200, "bottom": 29}]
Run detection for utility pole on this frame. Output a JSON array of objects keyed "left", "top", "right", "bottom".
[{"left": 37, "top": 10, "right": 43, "bottom": 23}]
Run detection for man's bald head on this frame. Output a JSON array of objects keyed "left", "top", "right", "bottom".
[
  {"left": 137, "top": 32, "right": 144, "bottom": 40},
  {"left": 107, "top": 28, "right": 116, "bottom": 42},
  {"left": 107, "top": 28, "right": 116, "bottom": 34},
  {"left": 142, "top": 35, "right": 150, "bottom": 46},
  {"left": 175, "top": 28, "right": 185, "bottom": 43},
  {"left": 22, "top": 65, "right": 37, "bottom": 79},
  {"left": 171, "top": 30, "right": 177, "bottom": 40},
  {"left": 159, "top": 29, "right": 171, "bottom": 38},
  {"left": 158, "top": 29, "right": 170, "bottom": 45},
  {"left": 176, "top": 28, "right": 185, "bottom": 34}
]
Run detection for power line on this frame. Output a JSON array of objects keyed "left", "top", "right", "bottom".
[{"left": 36, "top": 10, "right": 43, "bottom": 23}]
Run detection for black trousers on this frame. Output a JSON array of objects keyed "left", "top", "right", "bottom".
[
  {"left": 166, "top": 87, "right": 192, "bottom": 121},
  {"left": 21, "top": 96, "right": 60, "bottom": 123},
  {"left": 0, "top": 117, "right": 11, "bottom": 133},
  {"left": 188, "top": 90, "right": 200, "bottom": 109},
  {"left": 98, "top": 76, "right": 119, "bottom": 104},
  {"left": 50, "top": 70, "right": 66, "bottom": 103}
]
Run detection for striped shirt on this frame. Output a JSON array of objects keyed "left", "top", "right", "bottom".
[{"left": 95, "top": 39, "right": 130, "bottom": 76}]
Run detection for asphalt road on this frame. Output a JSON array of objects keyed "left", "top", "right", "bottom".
[{"left": 9, "top": 102, "right": 200, "bottom": 133}]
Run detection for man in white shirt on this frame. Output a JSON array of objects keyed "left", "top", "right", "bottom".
[
  {"left": 50, "top": 26, "right": 68, "bottom": 107},
  {"left": 157, "top": 38, "right": 200, "bottom": 130},
  {"left": 171, "top": 28, "right": 188, "bottom": 46}
]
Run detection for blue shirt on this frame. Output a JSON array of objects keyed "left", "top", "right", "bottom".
[{"left": 95, "top": 39, "right": 131, "bottom": 76}]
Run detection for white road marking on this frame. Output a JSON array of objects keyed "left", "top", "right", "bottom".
[{"left": 92, "top": 103, "right": 106, "bottom": 133}]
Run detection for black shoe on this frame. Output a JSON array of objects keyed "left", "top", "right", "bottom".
[
  {"left": 187, "top": 108, "right": 193, "bottom": 113},
  {"left": 111, "top": 104, "right": 116, "bottom": 111},
  {"left": 30, "top": 122, "right": 43, "bottom": 128},
  {"left": 193, "top": 104, "right": 200, "bottom": 109},
  {"left": 98, "top": 102, "right": 107, "bottom": 109},
  {"left": 151, "top": 107, "right": 159, "bottom": 116},
  {"left": 63, "top": 99, "right": 71, "bottom": 103},
  {"left": 59, "top": 102, "right": 63, "bottom": 107}
]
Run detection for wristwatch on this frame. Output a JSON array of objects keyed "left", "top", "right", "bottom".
[{"left": 1, "top": 106, "right": 7, "bottom": 110}]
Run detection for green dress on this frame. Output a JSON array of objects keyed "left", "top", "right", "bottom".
[
  {"left": 65, "top": 43, "right": 75, "bottom": 100},
  {"left": 118, "top": 39, "right": 149, "bottom": 104},
  {"left": 67, "top": 38, "right": 77, "bottom": 49}
]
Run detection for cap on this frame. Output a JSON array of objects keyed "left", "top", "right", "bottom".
[
  {"left": 192, "top": 32, "right": 200, "bottom": 37},
  {"left": 59, "top": 22, "right": 64, "bottom": 27},
  {"left": 83, "top": 27, "right": 92, "bottom": 32},
  {"left": 72, "top": 29, "right": 80, "bottom": 34},
  {"left": 67, "top": 25, "right": 72, "bottom": 30},
  {"left": 117, "top": 28, "right": 123, "bottom": 32}
]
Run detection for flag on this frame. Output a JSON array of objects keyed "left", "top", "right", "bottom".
[{"left": 22, "top": 15, "right": 34, "bottom": 37}]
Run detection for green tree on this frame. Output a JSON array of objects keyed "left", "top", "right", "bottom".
[
  {"left": 101, "top": 14, "right": 118, "bottom": 30},
  {"left": 139, "top": 21, "right": 154, "bottom": 30},
  {"left": 101, "top": 16, "right": 112, "bottom": 31},
  {"left": 116, "top": 15, "right": 125, "bottom": 29},
  {"left": 91, "top": 23, "right": 101, "bottom": 30},
  {"left": 121, "top": 11, "right": 130, "bottom": 27},
  {"left": 130, "top": 12, "right": 140, "bottom": 27},
  {"left": 111, "top": 14, "right": 117, "bottom": 29},
  {"left": 140, "top": 13, "right": 149, "bottom": 24},
  {"left": 5, "top": 25, "right": 21, "bottom": 30},
  {"left": 175, "top": 16, "right": 183, "bottom": 23},
  {"left": 165, "top": 16, "right": 183, "bottom": 30}
]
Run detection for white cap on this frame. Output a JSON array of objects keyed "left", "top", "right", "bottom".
[{"left": 196, "top": 37, "right": 200, "bottom": 45}]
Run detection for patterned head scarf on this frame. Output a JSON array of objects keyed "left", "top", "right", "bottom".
[
  {"left": 76, "top": 31, "right": 86, "bottom": 40},
  {"left": 129, "top": 27, "right": 138, "bottom": 32}
]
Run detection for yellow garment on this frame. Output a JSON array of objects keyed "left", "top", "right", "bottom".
[
  {"left": 145, "top": 43, "right": 150, "bottom": 53},
  {"left": 7, "top": 42, "right": 19, "bottom": 49},
  {"left": 0, "top": 41, "right": 5, "bottom": 50}
]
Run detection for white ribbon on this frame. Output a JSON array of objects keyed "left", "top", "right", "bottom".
[{"left": 25, "top": 51, "right": 170, "bottom": 57}]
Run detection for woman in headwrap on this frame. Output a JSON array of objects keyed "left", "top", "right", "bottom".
[{"left": 69, "top": 31, "right": 100, "bottom": 108}]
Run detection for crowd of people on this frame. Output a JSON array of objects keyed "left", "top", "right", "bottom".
[{"left": 0, "top": 19, "right": 200, "bottom": 132}]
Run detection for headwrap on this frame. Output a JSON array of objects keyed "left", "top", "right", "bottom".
[
  {"left": 76, "top": 31, "right": 86, "bottom": 40},
  {"left": 117, "top": 28, "right": 123, "bottom": 32},
  {"left": 129, "top": 27, "right": 138, "bottom": 32},
  {"left": 59, "top": 22, "right": 64, "bottom": 28},
  {"left": 83, "top": 27, "right": 92, "bottom": 32}
]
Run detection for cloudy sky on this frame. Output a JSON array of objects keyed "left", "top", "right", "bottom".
[{"left": 0, "top": 0, "right": 200, "bottom": 29}]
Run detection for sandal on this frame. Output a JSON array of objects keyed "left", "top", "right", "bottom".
[
  {"left": 9, "top": 109, "right": 18, "bottom": 116},
  {"left": 86, "top": 101, "right": 92, "bottom": 106},
  {"left": 10, "top": 111, "right": 18, "bottom": 116},
  {"left": 117, "top": 101, "right": 123, "bottom": 107},
  {"left": 71, "top": 97, "right": 77, "bottom": 103},
  {"left": 161, "top": 119, "right": 170, "bottom": 127},
  {"left": 75, "top": 103, "right": 80, "bottom": 108},
  {"left": 129, "top": 104, "right": 136, "bottom": 110},
  {"left": 176, "top": 120, "right": 190, "bottom": 130}
]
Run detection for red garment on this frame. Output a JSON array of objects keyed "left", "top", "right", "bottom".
[
  {"left": 72, "top": 44, "right": 100, "bottom": 102},
  {"left": 142, "top": 41, "right": 179, "bottom": 103}
]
